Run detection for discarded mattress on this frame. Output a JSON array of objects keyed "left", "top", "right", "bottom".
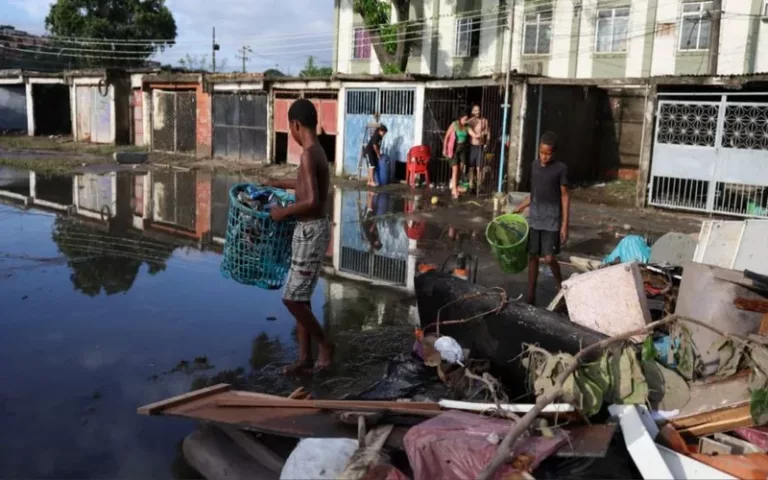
[{"left": 403, "top": 410, "right": 567, "bottom": 480}]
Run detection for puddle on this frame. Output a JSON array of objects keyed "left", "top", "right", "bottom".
[{"left": 0, "top": 167, "right": 429, "bottom": 478}]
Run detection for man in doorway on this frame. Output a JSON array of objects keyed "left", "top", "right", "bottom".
[
  {"left": 513, "top": 131, "right": 570, "bottom": 305},
  {"left": 467, "top": 103, "right": 490, "bottom": 193}
]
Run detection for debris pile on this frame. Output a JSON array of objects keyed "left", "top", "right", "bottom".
[{"left": 139, "top": 218, "right": 768, "bottom": 480}]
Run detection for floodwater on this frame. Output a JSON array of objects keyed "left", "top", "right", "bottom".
[{"left": 0, "top": 167, "right": 425, "bottom": 478}]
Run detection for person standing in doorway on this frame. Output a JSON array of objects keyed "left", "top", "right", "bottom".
[
  {"left": 467, "top": 103, "right": 490, "bottom": 194},
  {"left": 513, "top": 132, "right": 570, "bottom": 305},
  {"left": 267, "top": 99, "right": 334, "bottom": 374},
  {"left": 365, "top": 125, "right": 388, "bottom": 187},
  {"left": 443, "top": 110, "right": 470, "bottom": 199}
]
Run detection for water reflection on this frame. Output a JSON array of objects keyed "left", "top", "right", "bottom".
[{"left": 0, "top": 165, "right": 423, "bottom": 478}]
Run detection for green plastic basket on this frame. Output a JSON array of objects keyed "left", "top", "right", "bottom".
[{"left": 486, "top": 213, "right": 530, "bottom": 274}]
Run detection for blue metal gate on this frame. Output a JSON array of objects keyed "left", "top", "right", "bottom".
[{"left": 343, "top": 88, "right": 416, "bottom": 177}]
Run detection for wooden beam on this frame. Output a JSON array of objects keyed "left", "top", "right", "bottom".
[
  {"left": 137, "top": 383, "right": 231, "bottom": 415},
  {"left": 215, "top": 396, "right": 441, "bottom": 411}
]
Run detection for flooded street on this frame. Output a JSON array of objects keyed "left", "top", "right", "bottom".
[
  {"left": 0, "top": 167, "right": 421, "bottom": 478},
  {"left": 0, "top": 164, "right": 700, "bottom": 478}
]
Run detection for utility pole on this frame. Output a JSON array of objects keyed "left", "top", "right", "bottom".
[
  {"left": 497, "top": 1, "right": 516, "bottom": 193},
  {"left": 212, "top": 27, "right": 220, "bottom": 73},
  {"left": 237, "top": 45, "right": 252, "bottom": 73},
  {"left": 708, "top": 0, "right": 722, "bottom": 75}
]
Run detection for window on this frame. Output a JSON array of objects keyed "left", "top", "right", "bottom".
[
  {"left": 523, "top": 11, "right": 553, "bottom": 55},
  {"left": 595, "top": 7, "right": 630, "bottom": 53},
  {"left": 454, "top": 17, "right": 480, "bottom": 57},
  {"left": 679, "top": 1, "right": 712, "bottom": 51},
  {"left": 353, "top": 27, "right": 371, "bottom": 60}
]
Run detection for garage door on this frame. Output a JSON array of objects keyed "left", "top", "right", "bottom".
[{"left": 213, "top": 93, "right": 267, "bottom": 161}]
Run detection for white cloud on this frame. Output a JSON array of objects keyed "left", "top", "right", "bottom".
[{"left": 4, "top": 0, "right": 335, "bottom": 73}]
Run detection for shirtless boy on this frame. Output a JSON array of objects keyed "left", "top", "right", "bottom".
[
  {"left": 467, "top": 104, "right": 490, "bottom": 192},
  {"left": 267, "top": 99, "right": 334, "bottom": 374}
]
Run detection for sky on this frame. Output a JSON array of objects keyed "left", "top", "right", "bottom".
[{"left": 3, "top": 0, "right": 335, "bottom": 74}]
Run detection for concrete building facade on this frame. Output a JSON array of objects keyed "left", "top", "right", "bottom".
[{"left": 333, "top": 0, "right": 768, "bottom": 78}]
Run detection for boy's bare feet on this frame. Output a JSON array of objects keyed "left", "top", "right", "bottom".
[
  {"left": 283, "top": 359, "right": 312, "bottom": 376},
  {"left": 314, "top": 343, "right": 335, "bottom": 371}
]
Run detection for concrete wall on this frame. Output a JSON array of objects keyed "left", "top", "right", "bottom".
[
  {"left": 335, "top": 0, "right": 509, "bottom": 76},
  {"left": 0, "top": 85, "right": 27, "bottom": 132},
  {"left": 333, "top": 0, "right": 768, "bottom": 78}
]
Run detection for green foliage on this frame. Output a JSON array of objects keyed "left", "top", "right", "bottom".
[
  {"left": 353, "top": 0, "right": 391, "bottom": 27},
  {"left": 751, "top": 389, "right": 768, "bottom": 426},
  {"left": 178, "top": 54, "right": 227, "bottom": 72},
  {"left": 45, "top": 0, "right": 177, "bottom": 67},
  {"left": 642, "top": 336, "right": 657, "bottom": 362},
  {"left": 298, "top": 56, "right": 333, "bottom": 77},
  {"left": 352, "top": 0, "right": 412, "bottom": 73}
]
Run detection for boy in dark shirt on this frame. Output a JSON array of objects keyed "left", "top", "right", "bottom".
[
  {"left": 365, "top": 125, "right": 388, "bottom": 187},
  {"left": 267, "top": 99, "right": 334, "bottom": 374},
  {"left": 514, "top": 132, "right": 570, "bottom": 305}
]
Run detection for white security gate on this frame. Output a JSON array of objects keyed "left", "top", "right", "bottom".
[{"left": 649, "top": 93, "right": 768, "bottom": 218}]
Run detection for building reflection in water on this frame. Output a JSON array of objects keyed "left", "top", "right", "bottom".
[{"left": 0, "top": 167, "right": 422, "bottom": 298}]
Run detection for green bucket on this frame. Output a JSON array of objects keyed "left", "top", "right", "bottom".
[{"left": 486, "top": 213, "right": 530, "bottom": 274}]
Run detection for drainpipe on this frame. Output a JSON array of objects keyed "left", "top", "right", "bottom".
[{"left": 497, "top": 0, "right": 516, "bottom": 193}]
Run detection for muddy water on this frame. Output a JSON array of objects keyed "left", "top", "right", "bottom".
[{"left": 0, "top": 168, "right": 421, "bottom": 478}]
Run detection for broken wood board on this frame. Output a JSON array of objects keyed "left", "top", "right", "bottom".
[
  {"left": 213, "top": 393, "right": 441, "bottom": 415},
  {"left": 138, "top": 384, "right": 411, "bottom": 448},
  {"left": 562, "top": 262, "right": 651, "bottom": 341},
  {"left": 675, "top": 404, "right": 753, "bottom": 437}
]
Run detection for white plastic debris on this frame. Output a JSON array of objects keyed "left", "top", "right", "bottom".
[
  {"left": 280, "top": 438, "right": 357, "bottom": 480},
  {"left": 434, "top": 336, "right": 464, "bottom": 366}
]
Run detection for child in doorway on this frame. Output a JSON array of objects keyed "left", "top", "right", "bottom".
[
  {"left": 266, "top": 99, "right": 334, "bottom": 374},
  {"left": 365, "top": 125, "right": 388, "bottom": 187},
  {"left": 514, "top": 132, "right": 570, "bottom": 305}
]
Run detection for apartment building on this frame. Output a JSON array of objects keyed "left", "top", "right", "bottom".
[{"left": 333, "top": 0, "right": 768, "bottom": 78}]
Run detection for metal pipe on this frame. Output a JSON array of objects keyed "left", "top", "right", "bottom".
[{"left": 497, "top": 0, "right": 516, "bottom": 193}]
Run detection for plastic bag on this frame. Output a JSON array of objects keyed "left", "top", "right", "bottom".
[{"left": 603, "top": 235, "right": 651, "bottom": 264}]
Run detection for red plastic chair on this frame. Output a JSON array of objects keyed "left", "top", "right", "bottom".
[{"left": 406, "top": 145, "right": 431, "bottom": 188}]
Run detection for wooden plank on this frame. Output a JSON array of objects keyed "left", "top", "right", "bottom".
[
  {"left": 675, "top": 405, "right": 753, "bottom": 437},
  {"left": 215, "top": 397, "right": 441, "bottom": 417},
  {"left": 219, "top": 395, "right": 441, "bottom": 411},
  {"left": 138, "top": 383, "right": 231, "bottom": 415}
]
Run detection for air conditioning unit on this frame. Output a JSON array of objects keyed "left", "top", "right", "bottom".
[{"left": 522, "top": 61, "right": 544, "bottom": 75}]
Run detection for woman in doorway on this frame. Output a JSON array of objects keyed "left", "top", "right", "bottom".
[{"left": 442, "top": 109, "right": 470, "bottom": 199}]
